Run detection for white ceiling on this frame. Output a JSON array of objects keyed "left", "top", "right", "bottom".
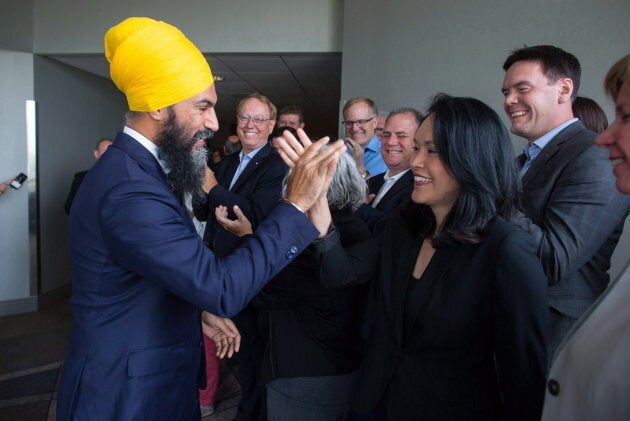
[{"left": 46, "top": 52, "right": 342, "bottom": 139}]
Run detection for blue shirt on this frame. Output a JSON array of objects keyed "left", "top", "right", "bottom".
[
  {"left": 363, "top": 135, "right": 387, "bottom": 175},
  {"left": 531, "top": 118, "right": 578, "bottom": 152},
  {"left": 229, "top": 143, "right": 266, "bottom": 189}
]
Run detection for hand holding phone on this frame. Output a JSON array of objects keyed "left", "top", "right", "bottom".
[{"left": 10, "top": 173, "right": 28, "bottom": 189}]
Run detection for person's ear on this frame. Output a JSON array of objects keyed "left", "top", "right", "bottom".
[
  {"left": 558, "top": 78, "right": 574, "bottom": 104},
  {"left": 149, "top": 108, "right": 170, "bottom": 122}
]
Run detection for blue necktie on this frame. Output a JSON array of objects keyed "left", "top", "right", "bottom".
[{"left": 520, "top": 143, "right": 541, "bottom": 178}]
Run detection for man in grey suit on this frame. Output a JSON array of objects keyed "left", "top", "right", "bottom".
[{"left": 501, "top": 45, "right": 630, "bottom": 360}]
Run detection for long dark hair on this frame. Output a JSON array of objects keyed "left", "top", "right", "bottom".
[{"left": 401, "top": 94, "right": 521, "bottom": 246}]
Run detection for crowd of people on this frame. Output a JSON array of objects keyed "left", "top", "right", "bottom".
[{"left": 55, "top": 15, "right": 630, "bottom": 421}]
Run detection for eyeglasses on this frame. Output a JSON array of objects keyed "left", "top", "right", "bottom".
[
  {"left": 342, "top": 116, "right": 376, "bottom": 128},
  {"left": 237, "top": 114, "right": 272, "bottom": 126}
]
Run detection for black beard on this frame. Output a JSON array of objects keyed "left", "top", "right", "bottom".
[{"left": 156, "top": 109, "right": 213, "bottom": 199}]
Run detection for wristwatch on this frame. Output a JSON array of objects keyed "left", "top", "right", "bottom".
[{"left": 361, "top": 170, "right": 371, "bottom": 179}]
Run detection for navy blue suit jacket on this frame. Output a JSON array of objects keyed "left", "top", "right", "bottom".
[
  {"left": 57, "top": 132, "right": 317, "bottom": 420},
  {"left": 193, "top": 143, "right": 287, "bottom": 257}
]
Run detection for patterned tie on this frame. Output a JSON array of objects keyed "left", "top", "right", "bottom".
[{"left": 520, "top": 143, "right": 541, "bottom": 178}]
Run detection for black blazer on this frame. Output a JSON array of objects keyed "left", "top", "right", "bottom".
[
  {"left": 314, "top": 214, "right": 549, "bottom": 420},
  {"left": 193, "top": 143, "right": 288, "bottom": 256},
  {"left": 356, "top": 170, "right": 413, "bottom": 232},
  {"left": 64, "top": 170, "right": 87, "bottom": 215},
  {"left": 254, "top": 208, "right": 371, "bottom": 381}
]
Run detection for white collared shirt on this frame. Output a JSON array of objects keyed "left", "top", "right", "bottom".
[
  {"left": 372, "top": 169, "right": 409, "bottom": 208},
  {"left": 123, "top": 125, "right": 169, "bottom": 172}
]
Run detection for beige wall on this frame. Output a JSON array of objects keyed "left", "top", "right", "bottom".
[
  {"left": 32, "top": 0, "right": 343, "bottom": 54},
  {"left": 341, "top": 0, "right": 630, "bottom": 279}
]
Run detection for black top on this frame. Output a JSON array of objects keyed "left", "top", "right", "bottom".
[{"left": 254, "top": 207, "right": 371, "bottom": 381}]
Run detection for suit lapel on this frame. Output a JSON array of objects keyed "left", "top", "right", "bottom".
[
  {"left": 377, "top": 171, "right": 412, "bottom": 210},
  {"left": 217, "top": 153, "right": 240, "bottom": 188},
  {"left": 368, "top": 174, "right": 386, "bottom": 196},
  {"left": 112, "top": 132, "right": 194, "bottom": 231},
  {"left": 403, "top": 245, "right": 465, "bottom": 344},
  {"left": 113, "top": 132, "right": 169, "bottom": 186},
  {"left": 230, "top": 144, "right": 272, "bottom": 192},
  {"left": 384, "top": 233, "right": 422, "bottom": 347},
  {"left": 521, "top": 121, "right": 584, "bottom": 188}
]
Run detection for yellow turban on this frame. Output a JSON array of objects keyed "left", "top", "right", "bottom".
[{"left": 104, "top": 17, "right": 213, "bottom": 112}]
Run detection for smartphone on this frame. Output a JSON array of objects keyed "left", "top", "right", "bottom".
[{"left": 10, "top": 173, "right": 28, "bottom": 189}]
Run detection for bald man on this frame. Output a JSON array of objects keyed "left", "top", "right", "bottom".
[
  {"left": 64, "top": 138, "right": 112, "bottom": 215},
  {"left": 57, "top": 17, "right": 343, "bottom": 420}
]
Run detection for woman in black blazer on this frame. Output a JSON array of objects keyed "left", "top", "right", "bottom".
[{"left": 308, "top": 94, "right": 549, "bottom": 420}]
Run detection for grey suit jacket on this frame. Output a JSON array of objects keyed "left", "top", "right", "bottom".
[{"left": 519, "top": 121, "right": 630, "bottom": 321}]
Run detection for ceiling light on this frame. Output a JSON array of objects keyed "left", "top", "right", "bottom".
[{"left": 213, "top": 75, "right": 224, "bottom": 82}]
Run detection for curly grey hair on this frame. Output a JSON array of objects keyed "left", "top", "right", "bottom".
[{"left": 283, "top": 149, "right": 367, "bottom": 211}]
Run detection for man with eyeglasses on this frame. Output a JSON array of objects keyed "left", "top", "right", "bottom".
[
  {"left": 374, "top": 113, "right": 388, "bottom": 141},
  {"left": 342, "top": 97, "right": 388, "bottom": 179},
  {"left": 193, "top": 92, "right": 287, "bottom": 421}
]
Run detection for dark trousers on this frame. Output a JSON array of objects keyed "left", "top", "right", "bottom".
[
  {"left": 266, "top": 373, "right": 354, "bottom": 421},
  {"left": 232, "top": 304, "right": 267, "bottom": 421}
]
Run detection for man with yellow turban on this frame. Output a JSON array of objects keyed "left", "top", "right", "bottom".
[{"left": 57, "top": 17, "right": 344, "bottom": 420}]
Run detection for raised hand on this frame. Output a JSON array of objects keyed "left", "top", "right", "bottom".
[
  {"left": 275, "top": 128, "right": 345, "bottom": 213},
  {"left": 202, "top": 166, "right": 219, "bottom": 194},
  {"left": 344, "top": 137, "right": 366, "bottom": 174}
]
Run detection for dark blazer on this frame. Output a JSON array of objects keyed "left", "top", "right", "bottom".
[
  {"left": 314, "top": 214, "right": 549, "bottom": 420},
  {"left": 193, "top": 143, "right": 287, "bottom": 257},
  {"left": 254, "top": 208, "right": 371, "bottom": 381},
  {"left": 356, "top": 170, "right": 413, "bottom": 232},
  {"left": 64, "top": 170, "right": 87, "bottom": 215},
  {"left": 57, "top": 132, "right": 318, "bottom": 420},
  {"left": 519, "top": 121, "right": 630, "bottom": 350}
]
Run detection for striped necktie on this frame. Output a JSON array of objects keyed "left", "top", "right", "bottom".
[{"left": 520, "top": 142, "right": 541, "bottom": 178}]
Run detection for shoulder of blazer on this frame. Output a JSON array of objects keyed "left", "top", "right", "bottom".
[
  {"left": 546, "top": 120, "right": 595, "bottom": 152},
  {"left": 110, "top": 132, "right": 167, "bottom": 184},
  {"left": 239, "top": 144, "right": 285, "bottom": 170},
  {"left": 524, "top": 122, "right": 595, "bottom": 182},
  {"left": 394, "top": 171, "right": 414, "bottom": 188}
]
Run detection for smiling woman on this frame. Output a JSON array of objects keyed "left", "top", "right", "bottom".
[{"left": 309, "top": 93, "right": 549, "bottom": 420}]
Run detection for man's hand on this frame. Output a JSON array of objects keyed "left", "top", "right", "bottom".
[
  {"left": 344, "top": 137, "right": 366, "bottom": 174},
  {"left": 202, "top": 166, "right": 218, "bottom": 194},
  {"left": 201, "top": 311, "right": 241, "bottom": 359},
  {"left": 215, "top": 205, "right": 253, "bottom": 237},
  {"left": 275, "top": 128, "right": 345, "bottom": 213}
]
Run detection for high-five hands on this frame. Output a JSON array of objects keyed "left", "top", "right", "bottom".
[{"left": 274, "top": 128, "right": 345, "bottom": 213}]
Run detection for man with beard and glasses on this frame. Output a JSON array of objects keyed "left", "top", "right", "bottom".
[{"left": 57, "top": 17, "right": 345, "bottom": 421}]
